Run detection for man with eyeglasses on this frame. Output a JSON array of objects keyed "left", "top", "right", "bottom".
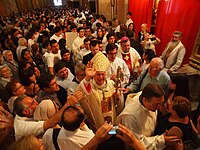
[
  {"left": 106, "top": 43, "right": 130, "bottom": 88},
  {"left": 116, "top": 83, "right": 180, "bottom": 150},
  {"left": 161, "top": 31, "right": 186, "bottom": 73},
  {"left": 122, "top": 57, "right": 170, "bottom": 94}
]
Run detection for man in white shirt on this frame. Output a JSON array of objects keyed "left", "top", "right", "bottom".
[
  {"left": 72, "top": 27, "right": 86, "bottom": 57},
  {"left": 75, "top": 38, "right": 91, "bottom": 63},
  {"left": 43, "top": 39, "right": 61, "bottom": 75},
  {"left": 49, "top": 18, "right": 56, "bottom": 28},
  {"left": 50, "top": 26, "right": 63, "bottom": 42},
  {"left": 114, "top": 19, "right": 121, "bottom": 33},
  {"left": 116, "top": 83, "right": 180, "bottom": 149},
  {"left": 54, "top": 61, "right": 74, "bottom": 92},
  {"left": 13, "top": 95, "right": 74, "bottom": 141},
  {"left": 42, "top": 106, "right": 94, "bottom": 150},
  {"left": 106, "top": 43, "right": 130, "bottom": 88},
  {"left": 92, "top": 14, "right": 103, "bottom": 31},
  {"left": 125, "top": 12, "right": 134, "bottom": 28}
]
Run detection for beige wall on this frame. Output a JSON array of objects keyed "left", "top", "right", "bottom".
[
  {"left": 0, "top": 0, "right": 50, "bottom": 17},
  {"left": 97, "top": 0, "right": 128, "bottom": 23},
  {"left": 98, "top": 0, "right": 112, "bottom": 20}
]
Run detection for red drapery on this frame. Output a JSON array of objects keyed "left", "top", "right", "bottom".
[
  {"left": 128, "top": 0, "right": 153, "bottom": 38},
  {"left": 155, "top": 0, "right": 200, "bottom": 64}
]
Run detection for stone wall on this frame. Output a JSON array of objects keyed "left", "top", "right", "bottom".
[{"left": 0, "top": 0, "right": 51, "bottom": 17}]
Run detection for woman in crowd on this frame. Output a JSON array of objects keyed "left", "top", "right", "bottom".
[
  {"left": 31, "top": 43, "right": 44, "bottom": 71},
  {"left": 155, "top": 96, "right": 198, "bottom": 142},
  {"left": 163, "top": 73, "right": 190, "bottom": 114},
  {"left": 96, "top": 28, "right": 104, "bottom": 43},
  {"left": 20, "top": 48, "right": 35, "bottom": 66}
]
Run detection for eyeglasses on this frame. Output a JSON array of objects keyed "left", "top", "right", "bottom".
[
  {"left": 149, "top": 66, "right": 160, "bottom": 71},
  {"left": 14, "top": 85, "right": 23, "bottom": 92},
  {"left": 25, "top": 98, "right": 37, "bottom": 110}
]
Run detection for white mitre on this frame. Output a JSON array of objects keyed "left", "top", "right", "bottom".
[{"left": 92, "top": 52, "right": 110, "bottom": 72}]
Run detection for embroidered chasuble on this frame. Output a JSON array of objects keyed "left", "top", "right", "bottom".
[
  {"left": 122, "top": 53, "right": 133, "bottom": 74},
  {"left": 92, "top": 80, "right": 116, "bottom": 123}
]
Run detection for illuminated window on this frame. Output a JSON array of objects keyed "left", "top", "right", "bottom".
[{"left": 53, "top": 0, "right": 62, "bottom": 6}]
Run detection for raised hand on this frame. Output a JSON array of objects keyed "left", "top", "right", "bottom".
[
  {"left": 74, "top": 91, "right": 83, "bottom": 101},
  {"left": 116, "top": 124, "right": 145, "bottom": 150},
  {"left": 85, "top": 61, "right": 96, "bottom": 80},
  {"left": 94, "top": 122, "right": 113, "bottom": 143}
]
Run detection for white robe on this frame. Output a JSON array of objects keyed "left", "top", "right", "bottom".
[
  {"left": 107, "top": 57, "right": 130, "bottom": 87},
  {"left": 116, "top": 93, "right": 165, "bottom": 150}
]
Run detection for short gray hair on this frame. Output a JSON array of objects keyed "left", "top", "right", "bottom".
[
  {"left": 151, "top": 57, "right": 164, "bottom": 70},
  {"left": 173, "top": 31, "right": 182, "bottom": 38}
]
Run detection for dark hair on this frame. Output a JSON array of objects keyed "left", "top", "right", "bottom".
[
  {"left": 5, "top": 80, "right": 20, "bottom": 96},
  {"left": 50, "top": 39, "right": 57, "bottom": 47},
  {"left": 53, "top": 26, "right": 62, "bottom": 34},
  {"left": 13, "top": 94, "right": 27, "bottom": 117},
  {"left": 58, "top": 38, "right": 66, "bottom": 50},
  {"left": 106, "top": 33, "right": 115, "bottom": 40},
  {"left": 77, "top": 27, "right": 84, "bottom": 33},
  {"left": 53, "top": 61, "right": 66, "bottom": 74},
  {"left": 144, "top": 49, "right": 156, "bottom": 62},
  {"left": 20, "top": 67, "right": 35, "bottom": 86},
  {"left": 84, "top": 38, "right": 90, "bottom": 43},
  {"left": 127, "top": 23, "right": 135, "bottom": 31},
  {"left": 18, "top": 59, "right": 30, "bottom": 70},
  {"left": 96, "top": 22, "right": 102, "bottom": 28},
  {"left": 43, "top": 39, "right": 50, "bottom": 48},
  {"left": 107, "top": 20, "right": 112, "bottom": 26},
  {"left": 26, "top": 31, "right": 34, "bottom": 40},
  {"left": 106, "top": 43, "right": 118, "bottom": 54},
  {"left": 70, "top": 23, "right": 77, "bottom": 30},
  {"left": 172, "top": 96, "right": 191, "bottom": 118},
  {"left": 141, "top": 83, "right": 165, "bottom": 101},
  {"left": 61, "top": 106, "right": 84, "bottom": 131},
  {"left": 90, "top": 40, "right": 99, "bottom": 48},
  {"left": 170, "top": 73, "right": 190, "bottom": 99},
  {"left": 37, "top": 73, "right": 54, "bottom": 90},
  {"left": 60, "top": 48, "right": 70, "bottom": 58},
  {"left": 31, "top": 44, "right": 39, "bottom": 53},
  {"left": 96, "top": 136, "right": 125, "bottom": 150},
  {"left": 126, "top": 12, "right": 132, "bottom": 16},
  {"left": 95, "top": 14, "right": 100, "bottom": 19},
  {"left": 21, "top": 49, "right": 31, "bottom": 60}
]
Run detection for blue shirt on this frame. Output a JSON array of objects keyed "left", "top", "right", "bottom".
[{"left": 128, "top": 69, "right": 170, "bottom": 93}]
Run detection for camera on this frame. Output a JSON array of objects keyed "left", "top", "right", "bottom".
[{"left": 108, "top": 125, "right": 119, "bottom": 135}]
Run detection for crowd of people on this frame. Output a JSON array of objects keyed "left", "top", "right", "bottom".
[{"left": 0, "top": 5, "right": 199, "bottom": 150}]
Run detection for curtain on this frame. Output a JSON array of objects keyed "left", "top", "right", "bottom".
[
  {"left": 128, "top": 0, "right": 153, "bottom": 38},
  {"left": 155, "top": 0, "right": 200, "bottom": 63}
]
